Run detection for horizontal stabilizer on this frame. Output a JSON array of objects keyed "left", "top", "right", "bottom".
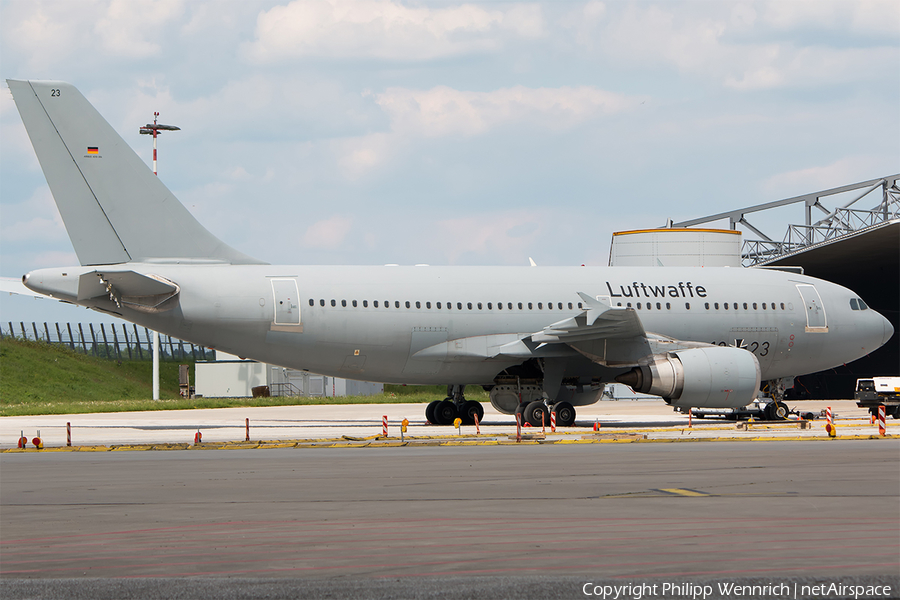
[{"left": 78, "top": 270, "right": 180, "bottom": 313}]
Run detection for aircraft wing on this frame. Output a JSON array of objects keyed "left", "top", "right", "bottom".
[
  {"left": 410, "top": 293, "right": 654, "bottom": 366},
  {"left": 529, "top": 292, "right": 652, "bottom": 365}
]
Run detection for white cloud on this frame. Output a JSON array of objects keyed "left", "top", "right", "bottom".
[
  {"left": 375, "top": 85, "right": 643, "bottom": 138},
  {"left": 0, "top": 188, "right": 66, "bottom": 243},
  {"left": 94, "top": 0, "right": 185, "bottom": 58},
  {"left": 432, "top": 210, "right": 549, "bottom": 265},
  {"left": 243, "top": 0, "right": 543, "bottom": 62},
  {"left": 761, "top": 156, "right": 890, "bottom": 198},
  {"left": 303, "top": 215, "right": 353, "bottom": 249}
]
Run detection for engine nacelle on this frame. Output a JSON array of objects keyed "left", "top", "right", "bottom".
[{"left": 615, "top": 347, "right": 761, "bottom": 408}]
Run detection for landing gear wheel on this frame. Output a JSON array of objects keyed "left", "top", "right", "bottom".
[
  {"left": 515, "top": 402, "right": 528, "bottom": 425},
  {"left": 523, "top": 401, "right": 548, "bottom": 427},
  {"left": 552, "top": 401, "right": 576, "bottom": 427},
  {"left": 425, "top": 400, "right": 441, "bottom": 425},
  {"left": 773, "top": 401, "right": 789, "bottom": 420},
  {"left": 434, "top": 401, "right": 458, "bottom": 425},
  {"left": 459, "top": 400, "right": 484, "bottom": 426},
  {"left": 764, "top": 401, "right": 789, "bottom": 421}
]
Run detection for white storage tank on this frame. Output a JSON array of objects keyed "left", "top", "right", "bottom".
[{"left": 609, "top": 228, "right": 742, "bottom": 267}]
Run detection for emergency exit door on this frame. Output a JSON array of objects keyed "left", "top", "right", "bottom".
[{"left": 271, "top": 278, "right": 302, "bottom": 331}]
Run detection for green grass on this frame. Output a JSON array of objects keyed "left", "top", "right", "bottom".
[{"left": 0, "top": 337, "right": 485, "bottom": 416}]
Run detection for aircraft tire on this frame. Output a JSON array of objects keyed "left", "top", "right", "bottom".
[
  {"left": 524, "top": 401, "right": 548, "bottom": 427},
  {"left": 425, "top": 400, "right": 441, "bottom": 425},
  {"left": 434, "top": 401, "right": 458, "bottom": 426},
  {"left": 515, "top": 402, "right": 527, "bottom": 425},
  {"left": 552, "top": 401, "right": 576, "bottom": 427},
  {"left": 459, "top": 400, "right": 484, "bottom": 426},
  {"left": 774, "top": 401, "right": 790, "bottom": 420}
]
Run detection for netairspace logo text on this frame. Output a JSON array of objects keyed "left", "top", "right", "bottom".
[{"left": 581, "top": 581, "right": 894, "bottom": 599}]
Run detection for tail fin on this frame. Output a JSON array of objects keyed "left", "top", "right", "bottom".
[{"left": 7, "top": 80, "right": 264, "bottom": 266}]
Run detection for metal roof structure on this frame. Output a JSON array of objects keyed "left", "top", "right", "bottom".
[{"left": 671, "top": 174, "right": 900, "bottom": 268}]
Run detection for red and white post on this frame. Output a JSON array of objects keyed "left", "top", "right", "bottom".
[
  {"left": 66, "top": 422, "right": 71, "bottom": 447},
  {"left": 474, "top": 412, "right": 480, "bottom": 435},
  {"left": 826, "top": 406, "right": 832, "bottom": 425},
  {"left": 382, "top": 415, "right": 388, "bottom": 438},
  {"left": 516, "top": 412, "right": 522, "bottom": 442},
  {"left": 550, "top": 410, "right": 556, "bottom": 432},
  {"left": 245, "top": 418, "right": 250, "bottom": 442},
  {"left": 878, "top": 405, "right": 886, "bottom": 437}
]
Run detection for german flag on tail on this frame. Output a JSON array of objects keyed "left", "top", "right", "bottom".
[{"left": 87, "top": 146, "right": 99, "bottom": 155}]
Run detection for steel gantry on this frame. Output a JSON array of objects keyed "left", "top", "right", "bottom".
[{"left": 671, "top": 174, "right": 900, "bottom": 267}]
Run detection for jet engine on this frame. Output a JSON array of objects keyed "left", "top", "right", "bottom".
[{"left": 615, "top": 347, "right": 761, "bottom": 408}]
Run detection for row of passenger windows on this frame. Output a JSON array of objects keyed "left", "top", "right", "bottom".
[
  {"left": 614, "top": 301, "right": 786, "bottom": 311},
  {"left": 308, "top": 298, "right": 787, "bottom": 312},
  {"left": 311, "top": 299, "right": 585, "bottom": 311}
]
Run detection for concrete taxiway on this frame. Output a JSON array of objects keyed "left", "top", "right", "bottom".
[
  {"left": 2, "top": 400, "right": 897, "bottom": 598},
  {"left": 1, "top": 440, "right": 898, "bottom": 597}
]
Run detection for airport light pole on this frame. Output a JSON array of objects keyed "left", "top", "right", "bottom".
[{"left": 139, "top": 113, "right": 180, "bottom": 400}]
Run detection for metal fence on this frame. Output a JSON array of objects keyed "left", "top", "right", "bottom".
[{"left": 1, "top": 321, "right": 210, "bottom": 361}]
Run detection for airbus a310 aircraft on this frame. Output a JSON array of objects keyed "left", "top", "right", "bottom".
[{"left": 7, "top": 80, "right": 894, "bottom": 426}]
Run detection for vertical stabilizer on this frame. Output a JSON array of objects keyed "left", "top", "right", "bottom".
[{"left": 7, "top": 80, "right": 264, "bottom": 266}]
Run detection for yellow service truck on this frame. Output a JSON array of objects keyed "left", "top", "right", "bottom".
[{"left": 855, "top": 377, "right": 900, "bottom": 419}]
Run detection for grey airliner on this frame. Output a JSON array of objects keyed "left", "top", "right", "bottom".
[{"left": 7, "top": 80, "right": 894, "bottom": 426}]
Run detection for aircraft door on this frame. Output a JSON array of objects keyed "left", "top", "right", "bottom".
[
  {"left": 796, "top": 284, "right": 828, "bottom": 332},
  {"left": 271, "top": 278, "right": 301, "bottom": 330}
]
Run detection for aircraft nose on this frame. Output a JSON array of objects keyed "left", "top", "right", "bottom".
[{"left": 882, "top": 313, "right": 895, "bottom": 346}]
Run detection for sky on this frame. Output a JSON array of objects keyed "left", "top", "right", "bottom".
[{"left": 1, "top": 0, "right": 898, "bottom": 330}]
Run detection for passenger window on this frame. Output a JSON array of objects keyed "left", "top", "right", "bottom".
[
  {"left": 762, "top": 303, "right": 766, "bottom": 309},
  {"left": 752, "top": 303, "right": 757, "bottom": 310},
  {"left": 547, "top": 303, "right": 552, "bottom": 310},
  {"left": 457, "top": 302, "right": 462, "bottom": 310},
  {"left": 705, "top": 303, "right": 710, "bottom": 310},
  {"left": 320, "top": 299, "right": 325, "bottom": 306},
  {"left": 426, "top": 302, "right": 431, "bottom": 309},
  {"left": 518, "top": 302, "right": 523, "bottom": 310},
  {"left": 436, "top": 302, "right": 441, "bottom": 309},
  {"left": 374, "top": 300, "right": 379, "bottom": 308},
  {"left": 467, "top": 302, "right": 473, "bottom": 310},
  {"left": 780, "top": 303, "right": 785, "bottom": 310},
  {"left": 497, "top": 303, "right": 502, "bottom": 310},
  {"left": 405, "top": 301, "right": 411, "bottom": 308},
  {"left": 743, "top": 303, "right": 748, "bottom": 310},
  {"left": 415, "top": 301, "right": 420, "bottom": 309},
  {"left": 477, "top": 302, "right": 482, "bottom": 310},
  {"left": 528, "top": 302, "right": 533, "bottom": 310},
  {"left": 658, "top": 303, "right": 663, "bottom": 310},
  {"left": 508, "top": 303, "right": 513, "bottom": 310},
  {"left": 568, "top": 302, "right": 573, "bottom": 309},
  {"left": 341, "top": 300, "right": 347, "bottom": 307},
  {"left": 363, "top": 300, "right": 368, "bottom": 308},
  {"left": 331, "top": 299, "right": 336, "bottom": 307},
  {"left": 395, "top": 301, "right": 400, "bottom": 308},
  {"left": 578, "top": 303, "right": 583, "bottom": 309},
  {"left": 685, "top": 303, "right": 690, "bottom": 310},
  {"left": 558, "top": 303, "right": 563, "bottom": 310},
  {"left": 637, "top": 302, "right": 642, "bottom": 309},
  {"left": 352, "top": 300, "right": 357, "bottom": 307},
  {"left": 538, "top": 303, "right": 543, "bottom": 309},
  {"left": 487, "top": 302, "right": 492, "bottom": 310},
  {"left": 715, "top": 303, "right": 720, "bottom": 309},
  {"left": 617, "top": 302, "right": 622, "bottom": 307},
  {"left": 723, "top": 303, "right": 728, "bottom": 310},
  {"left": 309, "top": 299, "right": 314, "bottom": 307}
]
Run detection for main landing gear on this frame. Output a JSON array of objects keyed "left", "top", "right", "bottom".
[
  {"left": 514, "top": 399, "right": 576, "bottom": 428},
  {"left": 425, "top": 385, "right": 484, "bottom": 426}
]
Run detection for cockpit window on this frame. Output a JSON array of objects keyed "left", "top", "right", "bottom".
[
  {"left": 858, "top": 298, "right": 868, "bottom": 310},
  {"left": 850, "top": 298, "right": 869, "bottom": 310}
]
